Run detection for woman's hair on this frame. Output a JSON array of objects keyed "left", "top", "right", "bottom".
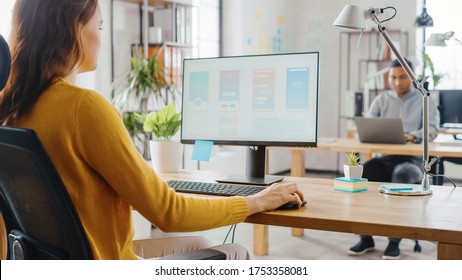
[{"left": 0, "top": 0, "right": 98, "bottom": 125}]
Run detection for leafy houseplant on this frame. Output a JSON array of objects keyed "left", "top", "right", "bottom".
[
  {"left": 136, "top": 103, "right": 182, "bottom": 172},
  {"left": 135, "top": 103, "right": 181, "bottom": 141},
  {"left": 112, "top": 45, "right": 177, "bottom": 158},
  {"left": 122, "top": 112, "right": 143, "bottom": 139},
  {"left": 344, "top": 152, "right": 363, "bottom": 180},
  {"left": 419, "top": 52, "right": 444, "bottom": 89},
  {"left": 112, "top": 46, "right": 173, "bottom": 112}
]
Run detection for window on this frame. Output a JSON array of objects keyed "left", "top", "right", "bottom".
[
  {"left": 425, "top": 0, "right": 462, "bottom": 89},
  {"left": 0, "top": 0, "right": 15, "bottom": 40}
]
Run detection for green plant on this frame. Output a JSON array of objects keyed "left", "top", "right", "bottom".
[
  {"left": 112, "top": 45, "right": 178, "bottom": 158},
  {"left": 112, "top": 45, "right": 174, "bottom": 113},
  {"left": 419, "top": 52, "right": 444, "bottom": 88},
  {"left": 136, "top": 103, "right": 181, "bottom": 141},
  {"left": 122, "top": 111, "right": 143, "bottom": 138},
  {"left": 345, "top": 152, "right": 360, "bottom": 166}
]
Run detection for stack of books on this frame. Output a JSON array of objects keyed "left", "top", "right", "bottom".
[{"left": 333, "top": 177, "right": 368, "bottom": 192}]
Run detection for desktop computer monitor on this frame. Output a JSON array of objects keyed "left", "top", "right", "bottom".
[
  {"left": 181, "top": 52, "right": 319, "bottom": 185},
  {"left": 439, "top": 90, "right": 462, "bottom": 128}
]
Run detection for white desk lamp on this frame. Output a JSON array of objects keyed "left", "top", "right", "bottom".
[
  {"left": 425, "top": 32, "right": 462, "bottom": 47},
  {"left": 334, "top": 5, "right": 434, "bottom": 196}
]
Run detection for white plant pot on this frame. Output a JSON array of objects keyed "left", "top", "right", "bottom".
[
  {"left": 150, "top": 140, "right": 182, "bottom": 173},
  {"left": 343, "top": 164, "right": 363, "bottom": 180}
]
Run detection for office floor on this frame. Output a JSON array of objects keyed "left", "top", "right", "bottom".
[
  {"left": 149, "top": 169, "right": 458, "bottom": 260},
  {"left": 151, "top": 223, "right": 438, "bottom": 260}
]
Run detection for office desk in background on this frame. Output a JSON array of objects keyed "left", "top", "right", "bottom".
[
  {"left": 276, "top": 137, "right": 462, "bottom": 178},
  {"left": 159, "top": 170, "right": 462, "bottom": 260},
  {"left": 270, "top": 137, "right": 462, "bottom": 246},
  {"left": 439, "top": 128, "right": 462, "bottom": 137},
  {"left": 347, "top": 127, "right": 462, "bottom": 139}
]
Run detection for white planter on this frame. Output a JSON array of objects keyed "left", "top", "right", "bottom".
[
  {"left": 150, "top": 140, "right": 182, "bottom": 173},
  {"left": 343, "top": 164, "right": 363, "bottom": 180}
]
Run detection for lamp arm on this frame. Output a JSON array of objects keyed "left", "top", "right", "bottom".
[
  {"left": 370, "top": 11, "right": 432, "bottom": 191},
  {"left": 371, "top": 13, "right": 427, "bottom": 93}
]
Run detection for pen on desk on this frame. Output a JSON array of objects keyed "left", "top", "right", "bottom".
[{"left": 385, "top": 187, "right": 413, "bottom": 191}]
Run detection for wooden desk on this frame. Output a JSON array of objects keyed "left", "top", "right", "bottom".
[
  {"left": 280, "top": 137, "right": 462, "bottom": 177},
  {"left": 274, "top": 138, "right": 462, "bottom": 248},
  {"left": 439, "top": 128, "right": 462, "bottom": 137},
  {"left": 348, "top": 127, "right": 462, "bottom": 138},
  {"left": 160, "top": 171, "right": 462, "bottom": 259}
]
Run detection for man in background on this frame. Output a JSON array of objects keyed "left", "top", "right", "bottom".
[{"left": 348, "top": 58, "right": 440, "bottom": 259}]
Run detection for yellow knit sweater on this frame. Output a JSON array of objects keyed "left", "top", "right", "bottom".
[{"left": 15, "top": 78, "right": 248, "bottom": 259}]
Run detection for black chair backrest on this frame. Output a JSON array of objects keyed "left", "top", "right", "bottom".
[
  {"left": 439, "top": 90, "right": 462, "bottom": 125},
  {"left": 0, "top": 35, "right": 10, "bottom": 91},
  {"left": 0, "top": 126, "right": 92, "bottom": 259}
]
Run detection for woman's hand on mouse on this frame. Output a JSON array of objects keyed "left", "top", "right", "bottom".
[{"left": 244, "top": 182, "right": 304, "bottom": 216}]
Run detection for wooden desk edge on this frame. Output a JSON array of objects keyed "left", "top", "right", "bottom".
[
  {"left": 159, "top": 171, "right": 462, "bottom": 259},
  {"left": 245, "top": 214, "right": 462, "bottom": 246}
]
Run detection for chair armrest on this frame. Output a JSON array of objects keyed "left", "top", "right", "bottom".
[{"left": 157, "top": 248, "right": 226, "bottom": 260}]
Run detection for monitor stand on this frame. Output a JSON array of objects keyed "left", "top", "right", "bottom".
[{"left": 216, "top": 146, "right": 284, "bottom": 186}]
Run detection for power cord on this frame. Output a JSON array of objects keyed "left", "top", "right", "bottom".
[
  {"left": 223, "top": 224, "right": 237, "bottom": 244},
  {"left": 380, "top": 6, "right": 397, "bottom": 23},
  {"left": 427, "top": 172, "right": 458, "bottom": 188}
]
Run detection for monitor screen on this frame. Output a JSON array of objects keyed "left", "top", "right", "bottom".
[
  {"left": 439, "top": 90, "right": 462, "bottom": 127},
  {"left": 180, "top": 52, "right": 319, "bottom": 185},
  {"left": 181, "top": 52, "right": 319, "bottom": 147}
]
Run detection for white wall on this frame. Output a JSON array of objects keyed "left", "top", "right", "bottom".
[
  {"left": 98, "top": 0, "right": 119, "bottom": 100},
  {"left": 222, "top": 0, "right": 416, "bottom": 173},
  {"left": 75, "top": 0, "right": 114, "bottom": 100},
  {"left": 425, "top": 0, "right": 462, "bottom": 89},
  {"left": 0, "top": 0, "right": 15, "bottom": 40}
]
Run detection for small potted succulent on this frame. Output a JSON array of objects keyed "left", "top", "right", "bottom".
[
  {"left": 343, "top": 152, "right": 363, "bottom": 180},
  {"left": 136, "top": 103, "right": 182, "bottom": 173}
]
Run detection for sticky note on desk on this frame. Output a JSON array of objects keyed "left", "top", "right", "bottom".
[{"left": 192, "top": 140, "right": 213, "bottom": 161}]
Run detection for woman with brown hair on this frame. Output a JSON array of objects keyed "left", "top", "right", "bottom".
[{"left": 0, "top": 0, "right": 304, "bottom": 259}]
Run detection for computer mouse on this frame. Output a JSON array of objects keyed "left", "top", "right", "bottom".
[{"left": 277, "top": 200, "right": 307, "bottom": 210}]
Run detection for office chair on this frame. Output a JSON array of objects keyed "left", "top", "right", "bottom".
[
  {"left": 0, "top": 35, "right": 10, "bottom": 90},
  {"left": 0, "top": 126, "right": 93, "bottom": 259},
  {"left": 0, "top": 127, "right": 227, "bottom": 260},
  {"left": 0, "top": 35, "right": 225, "bottom": 260},
  {"left": 0, "top": 34, "right": 9, "bottom": 259}
]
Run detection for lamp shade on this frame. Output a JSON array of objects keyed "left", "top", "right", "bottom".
[
  {"left": 425, "top": 33, "right": 446, "bottom": 47},
  {"left": 333, "top": 5, "right": 367, "bottom": 30},
  {"left": 415, "top": 7, "right": 434, "bottom": 28}
]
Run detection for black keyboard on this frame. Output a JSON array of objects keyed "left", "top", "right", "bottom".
[{"left": 167, "top": 180, "right": 265, "bottom": 197}]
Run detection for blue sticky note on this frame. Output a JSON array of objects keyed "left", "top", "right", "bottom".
[{"left": 192, "top": 140, "right": 213, "bottom": 161}]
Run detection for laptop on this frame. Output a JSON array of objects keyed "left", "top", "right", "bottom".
[{"left": 354, "top": 117, "right": 406, "bottom": 144}]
